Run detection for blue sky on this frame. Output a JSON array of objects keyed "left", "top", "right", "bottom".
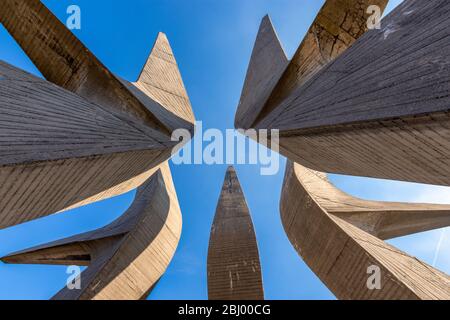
[{"left": 0, "top": 0, "right": 448, "bottom": 300}]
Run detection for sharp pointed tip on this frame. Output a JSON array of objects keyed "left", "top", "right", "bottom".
[
  {"left": 156, "top": 31, "right": 168, "bottom": 40},
  {"left": 151, "top": 32, "right": 170, "bottom": 50},
  {"left": 141, "top": 29, "right": 173, "bottom": 61},
  {"left": 234, "top": 118, "right": 244, "bottom": 130}
]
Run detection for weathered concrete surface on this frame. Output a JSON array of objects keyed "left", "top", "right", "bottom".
[
  {"left": 236, "top": 0, "right": 450, "bottom": 186},
  {"left": 0, "top": 1, "right": 195, "bottom": 228},
  {"left": 1, "top": 162, "right": 182, "bottom": 300},
  {"left": 207, "top": 167, "right": 264, "bottom": 300},
  {"left": 281, "top": 161, "right": 450, "bottom": 300}
]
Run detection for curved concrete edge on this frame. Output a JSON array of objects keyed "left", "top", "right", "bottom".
[{"left": 1, "top": 162, "right": 182, "bottom": 300}]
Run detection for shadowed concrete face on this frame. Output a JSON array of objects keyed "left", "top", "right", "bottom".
[
  {"left": 281, "top": 161, "right": 450, "bottom": 300},
  {"left": 1, "top": 162, "right": 182, "bottom": 300},
  {"left": 235, "top": 0, "right": 450, "bottom": 186},
  {"left": 122, "top": 32, "right": 196, "bottom": 133},
  {"left": 0, "top": 1, "right": 195, "bottom": 229},
  {"left": 207, "top": 167, "right": 264, "bottom": 300}
]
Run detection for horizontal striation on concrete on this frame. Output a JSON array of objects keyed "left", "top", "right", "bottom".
[
  {"left": 0, "top": 1, "right": 195, "bottom": 229},
  {"left": 255, "top": 0, "right": 389, "bottom": 126}
]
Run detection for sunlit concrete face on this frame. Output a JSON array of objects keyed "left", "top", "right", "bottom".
[
  {"left": 281, "top": 161, "right": 450, "bottom": 300},
  {"left": 236, "top": 0, "right": 450, "bottom": 186},
  {"left": 1, "top": 163, "right": 182, "bottom": 300}
]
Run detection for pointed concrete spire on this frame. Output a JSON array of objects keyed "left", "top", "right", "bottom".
[
  {"left": 0, "top": 2, "right": 195, "bottom": 228},
  {"left": 207, "top": 166, "right": 264, "bottom": 300},
  {"left": 1, "top": 162, "right": 182, "bottom": 300},
  {"left": 281, "top": 161, "right": 450, "bottom": 300},
  {"left": 285, "top": 162, "right": 450, "bottom": 240},
  {"left": 0, "top": 61, "right": 170, "bottom": 229},
  {"left": 235, "top": 15, "right": 288, "bottom": 129},
  {"left": 123, "top": 32, "right": 195, "bottom": 133}
]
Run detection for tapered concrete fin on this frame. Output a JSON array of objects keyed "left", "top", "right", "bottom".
[
  {"left": 291, "top": 162, "right": 450, "bottom": 240},
  {"left": 207, "top": 166, "right": 264, "bottom": 300},
  {"left": 0, "top": 0, "right": 172, "bottom": 137},
  {"left": 253, "top": 0, "right": 389, "bottom": 126},
  {"left": 131, "top": 32, "right": 195, "bottom": 133},
  {"left": 235, "top": 15, "right": 288, "bottom": 129},
  {"left": 280, "top": 161, "right": 450, "bottom": 300},
  {"left": 241, "top": 0, "right": 450, "bottom": 187},
  {"left": 0, "top": 1, "right": 199, "bottom": 229},
  {"left": 1, "top": 163, "right": 183, "bottom": 300}
]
